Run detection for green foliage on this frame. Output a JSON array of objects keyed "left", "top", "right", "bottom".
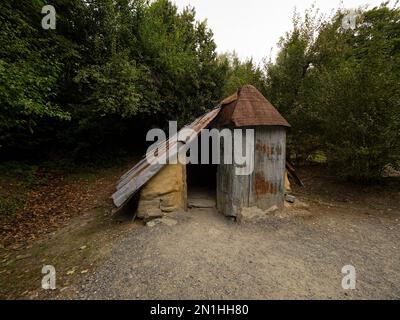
[
  {"left": 315, "top": 6, "right": 400, "bottom": 180},
  {"left": 0, "top": 0, "right": 72, "bottom": 149},
  {"left": 0, "top": 0, "right": 225, "bottom": 156},
  {"left": 138, "top": 0, "right": 225, "bottom": 124},
  {"left": 218, "top": 52, "right": 265, "bottom": 97},
  {"left": 74, "top": 53, "right": 158, "bottom": 118},
  {"left": 1, "top": 0, "right": 398, "bottom": 182},
  {"left": 265, "top": 4, "right": 400, "bottom": 181},
  {"left": 264, "top": 7, "right": 325, "bottom": 161}
]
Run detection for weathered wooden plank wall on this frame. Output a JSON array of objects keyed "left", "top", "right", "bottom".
[{"left": 217, "top": 129, "right": 251, "bottom": 216}]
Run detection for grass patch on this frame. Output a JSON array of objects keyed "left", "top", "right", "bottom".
[{"left": 308, "top": 151, "right": 327, "bottom": 164}]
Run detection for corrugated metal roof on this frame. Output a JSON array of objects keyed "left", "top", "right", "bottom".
[
  {"left": 218, "top": 85, "right": 291, "bottom": 128},
  {"left": 112, "top": 107, "right": 221, "bottom": 208}
]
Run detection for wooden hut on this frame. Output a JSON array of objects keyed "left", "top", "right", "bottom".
[
  {"left": 112, "top": 85, "right": 290, "bottom": 220},
  {"left": 216, "top": 85, "right": 290, "bottom": 217}
]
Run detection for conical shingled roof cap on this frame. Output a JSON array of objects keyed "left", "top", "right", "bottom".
[{"left": 218, "top": 85, "right": 290, "bottom": 128}]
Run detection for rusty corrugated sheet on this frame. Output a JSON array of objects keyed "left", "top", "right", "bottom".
[
  {"left": 250, "top": 127, "right": 286, "bottom": 209},
  {"left": 112, "top": 107, "right": 221, "bottom": 208},
  {"left": 218, "top": 85, "right": 291, "bottom": 128},
  {"left": 220, "top": 92, "right": 238, "bottom": 105},
  {"left": 217, "top": 126, "right": 287, "bottom": 216}
]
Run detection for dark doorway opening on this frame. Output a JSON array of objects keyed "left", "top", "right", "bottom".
[{"left": 186, "top": 135, "right": 217, "bottom": 208}]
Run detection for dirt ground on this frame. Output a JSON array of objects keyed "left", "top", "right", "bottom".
[
  {"left": 74, "top": 201, "right": 399, "bottom": 299},
  {"left": 1, "top": 166, "right": 399, "bottom": 299}
]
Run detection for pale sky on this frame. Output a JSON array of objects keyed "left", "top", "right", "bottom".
[{"left": 173, "top": 0, "right": 395, "bottom": 64}]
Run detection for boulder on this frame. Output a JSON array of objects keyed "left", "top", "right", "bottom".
[{"left": 237, "top": 205, "right": 279, "bottom": 223}]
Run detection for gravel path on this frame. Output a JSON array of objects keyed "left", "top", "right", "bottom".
[{"left": 75, "top": 203, "right": 400, "bottom": 299}]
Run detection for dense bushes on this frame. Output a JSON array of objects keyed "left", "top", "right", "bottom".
[
  {"left": 0, "top": 0, "right": 227, "bottom": 158},
  {"left": 265, "top": 4, "right": 400, "bottom": 181}
]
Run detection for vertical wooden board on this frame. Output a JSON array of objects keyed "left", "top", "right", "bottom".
[
  {"left": 231, "top": 129, "right": 251, "bottom": 213},
  {"left": 216, "top": 128, "right": 244, "bottom": 217},
  {"left": 219, "top": 164, "right": 234, "bottom": 216},
  {"left": 217, "top": 134, "right": 231, "bottom": 216},
  {"left": 216, "top": 163, "right": 225, "bottom": 213},
  {"left": 183, "top": 164, "right": 188, "bottom": 210},
  {"left": 216, "top": 164, "right": 221, "bottom": 211},
  {"left": 216, "top": 133, "right": 223, "bottom": 212}
]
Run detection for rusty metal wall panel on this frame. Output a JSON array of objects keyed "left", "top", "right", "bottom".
[
  {"left": 217, "top": 126, "right": 286, "bottom": 216},
  {"left": 249, "top": 127, "right": 286, "bottom": 210}
]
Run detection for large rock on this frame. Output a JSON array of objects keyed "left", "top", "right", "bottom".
[
  {"left": 146, "top": 217, "right": 178, "bottom": 227},
  {"left": 188, "top": 198, "right": 216, "bottom": 208},
  {"left": 237, "top": 205, "right": 279, "bottom": 223}
]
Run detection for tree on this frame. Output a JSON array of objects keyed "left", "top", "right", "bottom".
[
  {"left": 264, "top": 6, "right": 325, "bottom": 162},
  {"left": 314, "top": 5, "right": 400, "bottom": 180},
  {"left": 0, "top": 0, "right": 225, "bottom": 158},
  {"left": 265, "top": 3, "right": 400, "bottom": 180},
  {"left": 218, "top": 52, "right": 265, "bottom": 98},
  {"left": 138, "top": 0, "right": 224, "bottom": 125},
  {"left": 0, "top": 0, "right": 77, "bottom": 154}
]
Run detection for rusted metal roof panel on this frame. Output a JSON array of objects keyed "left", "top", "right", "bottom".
[
  {"left": 220, "top": 92, "right": 238, "bottom": 105},
  {"left": 218, "top": 85, "right": 291, "bottom": 128},
  {"left": 112, "top": 107, "right": 221, "bottom": 208}
]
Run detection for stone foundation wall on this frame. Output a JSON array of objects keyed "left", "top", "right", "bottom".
[{"left": 137, "top": 164, "right": 187, "bottom": 219}]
